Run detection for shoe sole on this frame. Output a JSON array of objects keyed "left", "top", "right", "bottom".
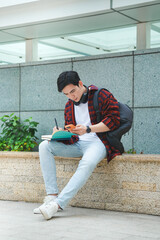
[
  {"left": 33, "top": 208, "right": 41, "bottom": 214},
  {"left": 39, "top": 207, "right": 51, "bottom": 220},
  {"left": 34, "top": 208, "right": 61, "bottom": 214},
  {"left": 34, "top": 211, "right": 41, "bottom": 214}
]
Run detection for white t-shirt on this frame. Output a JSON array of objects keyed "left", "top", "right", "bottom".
[{"left": 74, "top": 102, "right": 101, "bottom": 142}]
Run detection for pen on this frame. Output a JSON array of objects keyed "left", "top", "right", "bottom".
[{"left": 54, "top": 118, "right": 59, "bottom": 130}]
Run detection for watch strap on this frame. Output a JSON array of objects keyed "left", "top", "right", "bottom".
[{"left": 86, "top": 126, "right": 91, "bottom": 133}]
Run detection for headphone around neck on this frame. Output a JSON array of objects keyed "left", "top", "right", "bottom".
[{"left": 73, "top": 86, "right": 89, "bottom": 106}]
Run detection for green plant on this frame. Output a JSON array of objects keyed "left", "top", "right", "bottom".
[
  {"left": 0, "top": 113, "right": 39, "bottom": 151},
  {"left": 125, "top": 148, "right": 143, "bottom": 154},
  {"left": 125, "top": 148, "right": 137, "bottom": 154}
]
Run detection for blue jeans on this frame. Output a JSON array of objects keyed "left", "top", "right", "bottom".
[{"left": 39, "top": 139, "right": 107, "bottom": 209}]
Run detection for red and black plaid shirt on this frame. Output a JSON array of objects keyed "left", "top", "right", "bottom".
[{"left": 63, "top": 85, "right": 121, "bottom": 162}]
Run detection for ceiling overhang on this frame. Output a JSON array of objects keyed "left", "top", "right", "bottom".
[{"left": 0, "top": 0, "right": 160, "bottom": 43}]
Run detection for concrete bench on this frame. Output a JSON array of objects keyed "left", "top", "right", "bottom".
[{"left": 0, "top": 152, "right": 160, "bottom": 215}]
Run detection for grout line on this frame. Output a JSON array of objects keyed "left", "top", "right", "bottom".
[
  {"left": 19, "top": 65, "right": 21, "bottom": 120},
  {"left": 132, "top": 54, "right": 135, "bottom": 150},
  {"left": 0, "top": 110, "right": 65, "bottom": 113},
  {"left": 0, "top": 106, "right": 159, "bottom": 115},
  {"left": 71, "top": 60, "right": 73, "bottom": 70}
]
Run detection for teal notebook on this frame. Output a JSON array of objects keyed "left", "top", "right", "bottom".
[{"left": 41, "top": 131, "right": 77, "bottom": 141}]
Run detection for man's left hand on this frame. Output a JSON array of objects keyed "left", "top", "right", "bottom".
[{"left": 71, "top": 124, "right": 87, "bottom": 135}]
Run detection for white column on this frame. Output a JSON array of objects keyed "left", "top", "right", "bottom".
[
  {"left": 137, "top": 23, "right": 151, "bottom": 50},
  {"left": 25, "top": 39, "right": 38, "bottom": 62}
]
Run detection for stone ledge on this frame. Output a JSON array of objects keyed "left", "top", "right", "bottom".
[
  {"left": 0, "top": 151, "right": 159, "bottom": 162},
  {"left": 0, "top": 151, "right": 39, "bottom": 159},
  {"left": 0, "top": 152, "right": 160, "bottom": 215},
  {"left": 55, "top": 154, "right": 160, "bottom": 162}
]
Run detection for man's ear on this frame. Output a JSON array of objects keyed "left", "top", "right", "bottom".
[{"left": 78, "top": 81, "right": 83, "bottom": 87}]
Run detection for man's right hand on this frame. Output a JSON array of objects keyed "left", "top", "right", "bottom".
[{"left": 52, "top": 126, "right": 63, "bottom": 134}]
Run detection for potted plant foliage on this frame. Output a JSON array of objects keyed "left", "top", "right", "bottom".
[{"left": 0, "top": 113, "right": 39, "bottom": 151}]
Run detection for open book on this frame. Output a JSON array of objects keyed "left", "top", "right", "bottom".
[{"left": 41, "top": 130, "right": 77, "bottom": 141}]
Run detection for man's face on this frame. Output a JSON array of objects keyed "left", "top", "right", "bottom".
[{"left": 62, "top": 83, "right": 84, "bottom": 102}]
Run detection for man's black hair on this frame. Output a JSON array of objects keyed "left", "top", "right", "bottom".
[{"left": 57, "top": 71, "right": 80, "bottom": 92}]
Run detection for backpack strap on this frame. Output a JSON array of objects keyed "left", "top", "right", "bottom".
[{"left": 93, "top": 88, "right": 103, "bottom": 123}]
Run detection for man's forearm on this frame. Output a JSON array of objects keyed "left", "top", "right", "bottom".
[
  {"left": 90, "top": 122, "right": 110, "bottom": 133},
  {"left": 71, "top": 122, "right": 110, "bottom": 136}
]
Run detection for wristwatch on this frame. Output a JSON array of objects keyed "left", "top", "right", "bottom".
[{"left": 86, "top": 126, "right": 91, "bottom": 133}]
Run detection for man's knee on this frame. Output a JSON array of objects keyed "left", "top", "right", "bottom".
[{"left": 39, "top": 140, "right": 49, "bottom": 152}]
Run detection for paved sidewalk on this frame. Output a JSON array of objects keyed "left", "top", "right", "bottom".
[{"left": 0, "top": 200, "right": 160, "bottom": 240}]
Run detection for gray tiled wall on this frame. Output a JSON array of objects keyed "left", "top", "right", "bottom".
[
  {"left": 134, "top": 108, "right": 160, "bottom": 154},
  {"left": 20, "top": 62, "right": 72, "bottom": 111},
  {"left": 73, "top": 55, "right": 133, "bottom": 106},
  {"left": 0, "top": 67, "right": 20, "bottom": 112},
  {"left": 0, "top": 49, "right": 160, "bottom": 154},
  {"left": 134, "top": 53, "right": 160, "bottom": 107}
]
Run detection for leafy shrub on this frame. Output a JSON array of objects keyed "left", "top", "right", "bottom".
[
  {"left": 125, "top": 148, "right": 143, "bottom": 154},
  {"left": 0, "top": 113, "right": 39, "bottom": 151},
  {"left": 125, "top": 148, "right": 137, "bottom": 154}
]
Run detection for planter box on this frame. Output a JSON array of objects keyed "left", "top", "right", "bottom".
[{"left": 0, "top": 151, "right": 160, "bottom": 215}]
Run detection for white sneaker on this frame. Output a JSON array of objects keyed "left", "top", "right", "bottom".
[
  {"left": 33, "top": 195, "right": 57, "bottom": 214},
  {"left": 39, "top": 201, "right": 59, "bottom": 220}
]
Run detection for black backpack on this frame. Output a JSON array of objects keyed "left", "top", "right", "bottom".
[{"left": 93, "top": 88, "right": 133, "bottom": 154}]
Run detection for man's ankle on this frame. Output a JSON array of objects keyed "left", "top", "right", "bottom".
[{"left": 48, "top": 194, "right": 58, "bottom": 196}]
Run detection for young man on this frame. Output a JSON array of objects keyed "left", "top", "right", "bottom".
[{"left": 34, "top": 71, "right": 121, "bottom": 220}]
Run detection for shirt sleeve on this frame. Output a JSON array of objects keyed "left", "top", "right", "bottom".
[
  {"left": 98, "top": 89, "right": 120, "bottom": 131},
  {"left": 64, "top": 101, "right": 73, "bottom": 126},
  {"left": 63, "top": 101, "right": 79, "bottom": 144}
]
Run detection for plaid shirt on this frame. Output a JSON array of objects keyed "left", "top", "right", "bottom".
[{"left": 63, "top": 85, "right": 121, "bottom": 162}]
